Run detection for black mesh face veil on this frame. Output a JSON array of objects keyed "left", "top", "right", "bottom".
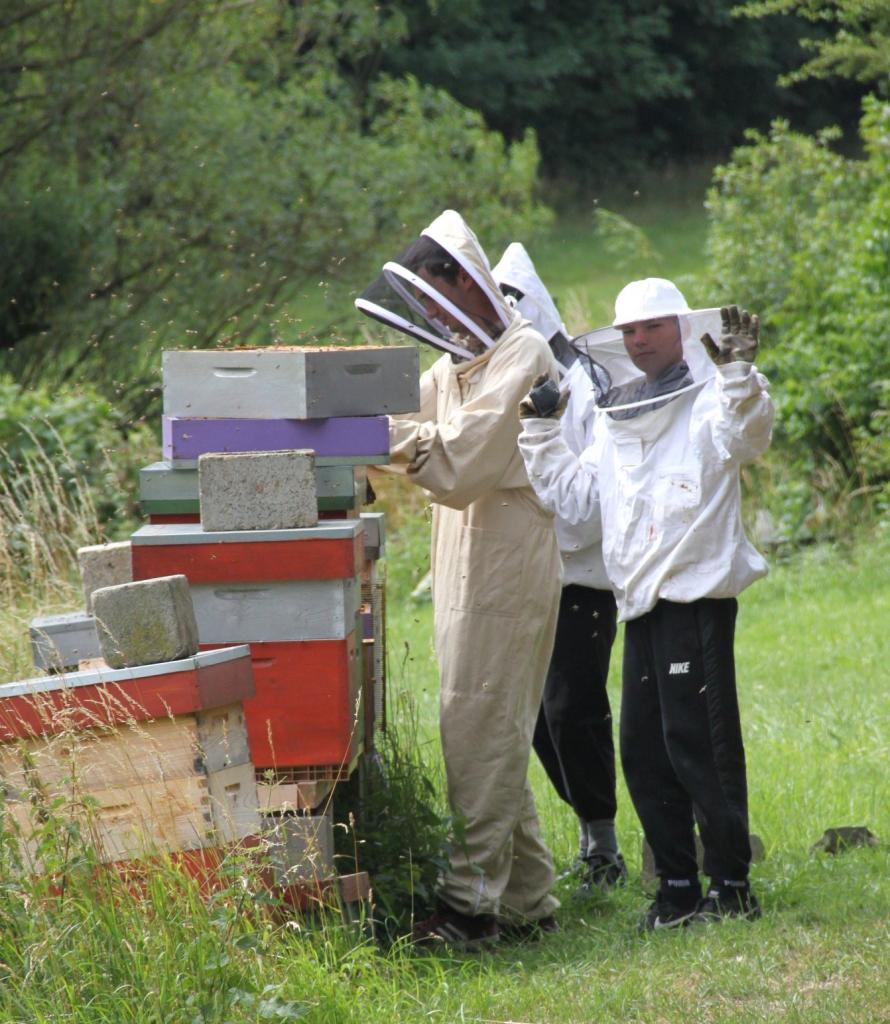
[
  {"left": 569, "top": 341, "right": 612, "bottom": 404},
  {"left": 572, "top": 309, "right": 722, "bottom": 418},
  {"left": 355, "top": 238, "right": 493, "bottom": 361}
]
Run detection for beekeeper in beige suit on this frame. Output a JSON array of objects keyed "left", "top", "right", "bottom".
[{"left": 355, "top": 210, "right": 561, "bottom": 948}]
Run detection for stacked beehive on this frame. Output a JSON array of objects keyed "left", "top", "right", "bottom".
[
  {"left": 3, "top": 572, "right": 260, "bottom": 873},
  {"left": 132, "top": 345, "right": 417, "bottom": 850},
  {"left": 12, "top": 344, "right": 416, "bottom": 898}
]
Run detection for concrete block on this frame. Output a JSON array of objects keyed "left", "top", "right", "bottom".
[
  {"left": 641, "top": 832, "right": 766, "bottom": 882},
  {"left": 78, "top": 541, "right": 132, "bottom": 613},
  {"left": 162, "top": 415, "right": 389, "bottom": 463},
  {"left": 29, "top": 612, "right": 101, "bottom": 672},
  {"left": 262, "top": 808, "right": 334, "bottom": 883},
  {"left": 92, "top": 574, "right": 199, "bottom": 669},
  {"left": 162, "top": 345, "right": 420, "bottom": 419},
  {"left": 198, "top": 450, "right": 318, "bottom": 533}
]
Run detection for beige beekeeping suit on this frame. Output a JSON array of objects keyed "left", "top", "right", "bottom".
[{"left": 388, "top": 211, "right": 561, "bottom": 920}]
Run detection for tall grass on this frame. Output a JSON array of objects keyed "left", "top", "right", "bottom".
[
  {"left": 1, "top": 191, "right": 888, "bottom": 1023},
  {"left": 0, "top": 434, "right": 107, "bottom": 686},
  {"left": 0, "top": 432, "right": 101, "bottom": 602}
]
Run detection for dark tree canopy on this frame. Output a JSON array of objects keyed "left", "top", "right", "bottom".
[{"left": 383, "top": 0, "right": 866, "bottom": 178}]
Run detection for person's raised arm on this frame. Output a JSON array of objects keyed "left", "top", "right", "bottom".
[
  {"left": 697, "top": 304, "right": 774, "bottom": 463},
  {"left": 389, "top": 338, "right": 557, "bottom": 509}
]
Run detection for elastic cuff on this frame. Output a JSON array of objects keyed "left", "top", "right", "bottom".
[{"left": 717, "top": 361, "right": 754, "bottom": 381}]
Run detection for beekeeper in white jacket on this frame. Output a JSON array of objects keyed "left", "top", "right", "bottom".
[
  {"left": 355, "top": 211, "right": 562, "bottom": 948},
  {"left": 492, "top": 243, "right": 627, "bottom": 895},
  {"left": 517, "top": 278, "right": 774, "bottom": 931}
]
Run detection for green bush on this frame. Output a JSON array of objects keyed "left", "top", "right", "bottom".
[
  {"left": 704, "top": 97, "right": 890, "bottom": 541},
  {"left": 0, "top": 376, "right": 158, "bottom": 537}
]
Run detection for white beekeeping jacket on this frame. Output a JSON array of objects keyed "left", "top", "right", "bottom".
[
  {"left": 492, "top": 243, "right": 611, "bottom": 590},
  {"left": 551, "top": 359, "right": 611, "bottom": 589},
  {"left": 518, "top": 313, "right": 775, "bottom": 620}
]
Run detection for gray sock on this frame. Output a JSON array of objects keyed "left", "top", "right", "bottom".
[{"left": 584, "top": 819, "right": 620, "bottom": 862}]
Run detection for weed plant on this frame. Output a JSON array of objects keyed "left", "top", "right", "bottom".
[
  {"left": 0, "top": 435, "right": 99, "bottom": 604},
  {"left": 333, "top": 692, "right": 452, "bottom": 946}
]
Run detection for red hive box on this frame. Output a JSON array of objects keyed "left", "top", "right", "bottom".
[
  {"left": 0, "top": 647, "right": 254, "bottom": 742},
  {"left": 201, "top": 637, "right": 363, "bottom": 771},
  {"left": 131, "top": 522, "right": 364, "bottom": 585},
  {"left": 131, "top": 522, "right": 366, "bottom": 775}
]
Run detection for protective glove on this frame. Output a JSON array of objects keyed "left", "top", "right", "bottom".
[
  {"left": 700, "top": 304, "right": 760, "bottom": 366},
  {"left": 518, "top": 374, "right": 568, "bottom": 419}
]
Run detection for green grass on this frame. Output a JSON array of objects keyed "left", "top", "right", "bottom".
[
  {"left": 531, "top": 169, "right": 713, "bottom": 332},
  {"left": 375, "top": 520, "right": 890, "bottom": 1024},
  {"left": 9, "top": 520, "right": 876, "bottom": 1023},
  {"left": 2, "top": 182, "right": 889, "bottom": 1022}
]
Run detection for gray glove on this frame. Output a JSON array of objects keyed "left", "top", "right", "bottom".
[
  {"left": 519, "top": 374, "right": 568, "bottom": 419},
  {"left": 700, "top": 305, "right": 760, "bottom": 366}
]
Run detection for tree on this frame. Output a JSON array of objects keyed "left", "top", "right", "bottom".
[
  {"left": 382, "top": 0, "right": 683, "bottom": 177},
  {"left": 703, "top": 102, "right": 890, "bottom": 538},
  {"left": 381, "top": 0, "right": 865, "bottom": 179},
  {"left": 0, "top": 0, "right": 548, "bottom": 414},
  {"left": 738, "top": 0, "right": 890, "bottom": 90}
]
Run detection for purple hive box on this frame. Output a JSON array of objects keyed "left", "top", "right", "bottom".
[{"left": 162, "top": 416, "right": 390, "bottom": 463}]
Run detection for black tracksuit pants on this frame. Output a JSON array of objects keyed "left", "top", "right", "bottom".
[
  {"left": 533, "top": 584, "right": 619, "bottom": 822},
  {"left": 620, "top": 597, "right": 752, "bottom": 885}
]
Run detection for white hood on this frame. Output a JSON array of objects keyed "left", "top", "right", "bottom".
[
  {"left": 492, "top": 242, "right": 566, "bottom": 344},
  {"left": 424, "top": 210, "right": 514, "bottom": 332},
  {"left": 355, "top": 210, "right": 516, "bottom": 361}
]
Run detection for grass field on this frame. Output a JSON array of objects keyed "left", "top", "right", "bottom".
[
  {"left": 1, "top": 193, "right": 888, "bottom": 1023},
  {"left": 3, "top": 516, "right": 885, "bottom": 1023},
  {"left": 377, "top": 518, "right": 890, "bottom": 1024}
]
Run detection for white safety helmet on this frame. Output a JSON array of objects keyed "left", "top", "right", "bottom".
[
  {"left": 612, "top": 277, "right": 691, "bottom": 327},
  {"left": 573, "top": 278, "right": 721, "bottom": 417}
]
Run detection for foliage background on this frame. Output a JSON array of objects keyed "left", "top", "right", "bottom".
[{"left": 0, "top": 3, "right": 888, "bottom": 1019}]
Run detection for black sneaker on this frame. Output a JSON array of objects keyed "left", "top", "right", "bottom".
[
  {"left": 574, "top": 852, "right": 628, "bottom": 899},
  {"left": 499, "top": 914, "right": 560, "bottom": 943},
  {"left": 411, "top": 902, "right": 499, "bottom": 951},
  {"left": 694, "top": 885, "right": 761, "bottom": 924},
  {"left": 639, "top": 893, "right": 700, "bottom": 932}
]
